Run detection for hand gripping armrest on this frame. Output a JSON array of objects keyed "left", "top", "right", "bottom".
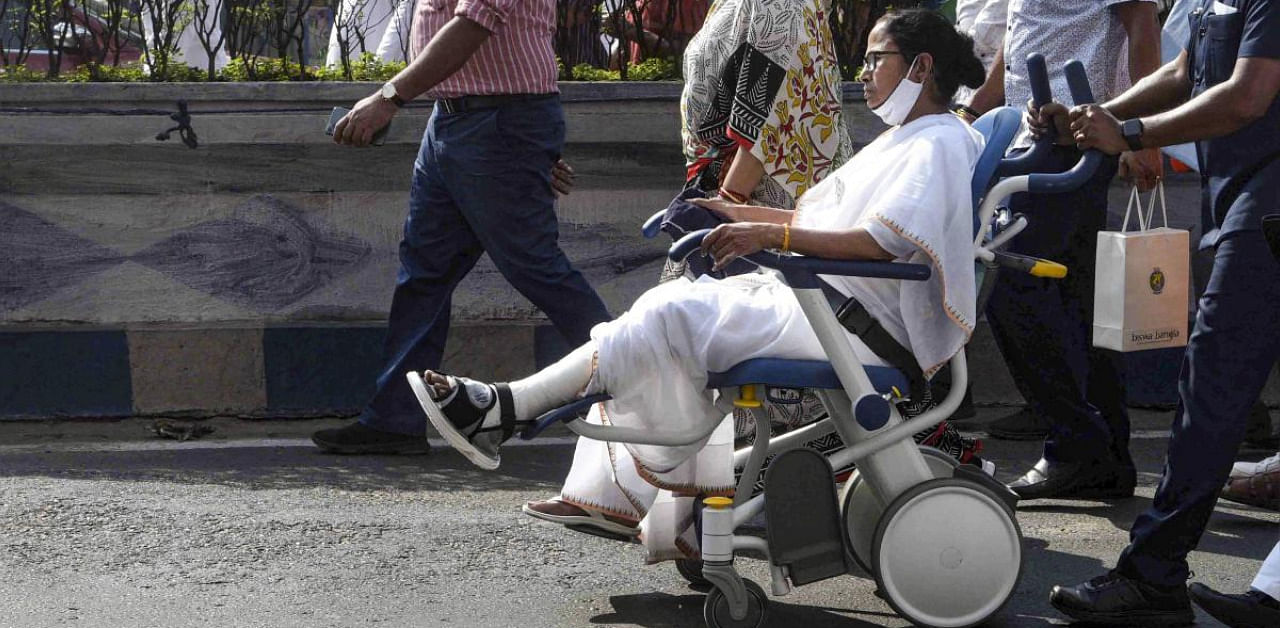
[{"left": 667, "top": 229, "right": 931, "bottom": 288}]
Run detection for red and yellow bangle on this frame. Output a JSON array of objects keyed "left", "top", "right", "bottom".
[{"left": 718, "top": 187, "right": 749, "bottom": 204}]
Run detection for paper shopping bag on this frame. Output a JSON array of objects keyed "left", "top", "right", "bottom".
[{"left": 1093, "top": 183, "right": 1190, "bottom": 352}]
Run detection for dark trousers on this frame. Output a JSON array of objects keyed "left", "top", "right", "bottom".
[
  {"left": 360, "top": 96, "right": 611, "bottom": 435},
  {"left": 1117, "top": 164, "right": 1280, "bottom": 588},
  {"left": 986, "top": 146, "right": 1130, "bottom": 465}
]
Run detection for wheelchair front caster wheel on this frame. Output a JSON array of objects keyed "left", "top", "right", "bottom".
[
  {"left": 675, "top": 558, "right": 711, "bottom": 587},
  {"left": 703, "top": 578, "right": 768, "bottom": 628},
  {"left": 872, "top": 478, "right": 1022, "bottom": 628}
]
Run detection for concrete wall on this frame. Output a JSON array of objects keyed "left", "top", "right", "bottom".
[{"left": 1, "top": 82, "right": 1275, "bottom": 418}]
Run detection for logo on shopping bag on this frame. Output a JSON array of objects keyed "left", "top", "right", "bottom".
[
  {"left": 1130, "top": 327, "right": 1182, "bottom": 345},
  {"left": 1149, "top": 267, "right": 1166, "bottom": 295}
]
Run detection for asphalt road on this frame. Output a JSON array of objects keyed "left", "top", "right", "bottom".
[{"left": 0, "top": 409, "right": 1276, "bottom": 628}]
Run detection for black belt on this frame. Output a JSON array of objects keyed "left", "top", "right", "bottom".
[
  {"left": 435, "top": 93, "right": 556, "bottom": 114},
  {"left": 819, "top": 281, "right": 928, "bottom": 398}
]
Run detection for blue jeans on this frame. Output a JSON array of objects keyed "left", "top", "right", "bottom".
[
  {"left": 360, "top": 95, "right": 610, "bottom": 435},
  {"left": 985, "top": 146, "right": 1130, "bottom": 465},
  {"left": 1117, "top": 161, "right": 1280, "bottom": 587}
]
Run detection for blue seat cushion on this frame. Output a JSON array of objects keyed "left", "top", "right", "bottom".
[{"left": 706, "top": 358, "right": 911, "bottom": 396}]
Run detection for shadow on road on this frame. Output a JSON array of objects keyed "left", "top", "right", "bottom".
[
  {"left": 0, "top": 442, "right": 581, "bottom": 492},
  {"left": 1020, "top": 497, "right": 1274, "bottom": 563},
  {"left": 592, "top": 591, "right": 892, "bottom": 627}
]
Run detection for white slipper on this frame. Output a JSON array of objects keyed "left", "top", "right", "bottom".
[
  {"left": 407, "top": 371, "right": 500, "bottom": 471},
  {"left": 522, "top": 499, "right": 640, "bottom": 538}
]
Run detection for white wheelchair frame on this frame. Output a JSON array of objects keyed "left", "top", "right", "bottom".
[{"left": 519, "top": 57, "right": 1102, "bottom": 628}]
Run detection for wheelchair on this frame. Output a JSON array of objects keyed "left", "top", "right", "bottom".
[{"left": 518, "top": 56, "right": 1102, "bottom": 628}]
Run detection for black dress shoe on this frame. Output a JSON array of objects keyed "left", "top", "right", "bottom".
[
  {"left": 312, "top": 422, "right": 431, "bottom": 455},
  {"left": 1009, "top": 457, "right": 1136, "bottom": 500},
  {"left": 986, "top": 407, "right": 1051, "bottom": 440},
  {"left": 1050, "top": 571, "right": 1193, "bottom": 626},
  {"left": 1189, "top": 582, "right": 1280, "bottom": 628}
]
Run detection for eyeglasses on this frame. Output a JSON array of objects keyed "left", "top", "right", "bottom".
[{"left": 861, "top": 50, "right": 908, "bottom": 73}]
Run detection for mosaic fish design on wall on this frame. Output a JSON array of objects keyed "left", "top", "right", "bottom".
[{"left": 0, "top": 195, "right": 371, "bottom": 312}]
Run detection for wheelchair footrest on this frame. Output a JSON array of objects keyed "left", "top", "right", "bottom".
[
  {"left": 763, "top": 449, "right": 848, "bottom": 586},
  {"left": 519, "top": 393, "right": 612, "bottom": 441}
]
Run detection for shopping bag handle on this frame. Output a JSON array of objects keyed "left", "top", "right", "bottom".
[
  {"left": 1145, "top": 180, "right": 1169, "bottom": 229},
  {"left": 1121, "top": 181, "right": 1170, "bottom": 232},
  {"left": 1121, "top": 185, "right": 1146, "bottom": 232}
]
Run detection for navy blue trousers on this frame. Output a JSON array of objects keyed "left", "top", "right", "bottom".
[
  {"left": 986, "top": 146, "right": 1130, "bottom": 465},
  {"left": 360, "top": 96, "right": 610, "bottom": 435},
  {"left": 1117, "top": 163, "right": 1280, "bottom": 587}
]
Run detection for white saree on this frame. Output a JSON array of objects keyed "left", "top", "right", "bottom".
[{"left": 562, "top": 114, "right": 983, "bottom": 562}]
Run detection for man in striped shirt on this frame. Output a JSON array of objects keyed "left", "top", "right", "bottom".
[{"left": 316, "top": 0, "right": 612, "bottom": 454}]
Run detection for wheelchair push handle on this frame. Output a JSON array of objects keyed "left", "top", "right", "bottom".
[
  {"left": 1064, "top": 58, "right": 1096, "bottom": 106},
  {"left": 996, "top": 53, "right": 1054, "bottom": 177},
  {"left": 1026, "top": 59, "right": 1104, "bottom": 194},
  {"left": 1027, "top": 53, "right": 1052, "bottom": 108}
]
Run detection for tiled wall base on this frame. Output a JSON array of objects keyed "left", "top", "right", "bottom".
[
  {"left": 0, "top": 324, "right": 575, "bottom": 418},
  {"left": 4, "top": 323, "right": 1273, "bottom": 419}
]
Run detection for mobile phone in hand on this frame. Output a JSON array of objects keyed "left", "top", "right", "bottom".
[{"left": 325, "top": 106, "right": 390, "bottom": 146}]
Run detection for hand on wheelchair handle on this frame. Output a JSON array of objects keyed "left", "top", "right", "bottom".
[
  {"left": 701, "top": 222, "right": 779, "bottom": 271},
  {"left": 1026, "top": 100, "right": 1073, "bottom": 146},
  {"left": 1069, "top": 104, "right": 1128, "bottom": 155}
]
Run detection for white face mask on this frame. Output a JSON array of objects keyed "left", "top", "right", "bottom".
[{"left": 871, "top": 56, "right": 924, "bottom": 126}]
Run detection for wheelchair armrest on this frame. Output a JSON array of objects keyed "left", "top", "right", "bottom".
[
  {"left": 519, "top": 393, "right": 612, "bottom": 440},
  {"left": 667, "top": 229, "right": 931, "bottom": 286},
  {"left": 641, "top": 209, "right": 665, "bottom": 239}
]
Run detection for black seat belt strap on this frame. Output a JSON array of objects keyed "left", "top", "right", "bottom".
[{"left": 818, "top": 281, "right": 928, "bottom": 397}]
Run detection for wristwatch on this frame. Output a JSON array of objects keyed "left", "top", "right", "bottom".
[
  {"left": 1121, "top": 118, "right": 1145, "bottom": 151},
  {"left": 380, "top": 82, "right": 405, "bottom": 108}
]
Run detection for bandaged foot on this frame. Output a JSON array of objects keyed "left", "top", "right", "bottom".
[
  {"left": 408, "top": 371, "right": 518, "bottom": 470},
  {"left": 407, "top": 344, "right": 598, "bottom": 470}
]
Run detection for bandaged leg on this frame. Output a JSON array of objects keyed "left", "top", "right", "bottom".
[{"left": 509, "top": 343, "right": 598, "bottom": 420}]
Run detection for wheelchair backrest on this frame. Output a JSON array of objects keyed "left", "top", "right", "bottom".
[{"left": 968, "top": 107, "right": 1022, "bottom": 237}]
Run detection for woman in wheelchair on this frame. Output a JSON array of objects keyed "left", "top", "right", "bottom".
[{"left": 410, "top": 9, "right": 988, "bottom": 560}]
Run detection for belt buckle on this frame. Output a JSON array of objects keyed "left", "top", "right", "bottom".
[{"left": 439, "top": 98, "right": 459, "bottom": 114}]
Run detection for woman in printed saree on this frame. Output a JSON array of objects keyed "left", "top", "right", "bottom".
[
  {"left": 410, "top": 9, "right": 989, "bottom": 562},
  {"left": 671, "top": 0, "right": 854, "bottom": 445}
]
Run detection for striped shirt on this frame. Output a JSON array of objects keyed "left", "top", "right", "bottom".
[{"left": 410, "top": 0, "right": 559, "bottom": 98}]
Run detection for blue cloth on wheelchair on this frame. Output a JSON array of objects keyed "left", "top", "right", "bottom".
[
  {"left": 706, "top": 358, "right": 911, "bottom": 396},
  {"left": 660, "top": 188, "right": 757, "bottom": 279}
]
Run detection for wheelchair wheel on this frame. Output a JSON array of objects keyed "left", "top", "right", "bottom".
[
  {"left": 675, "top": 558, "right": 711, "bottom": 587},
  {"left": 702, "top": 578, "right": 768, "bottom": 628},
  {"left": 872, "top": 478, "right": 1022, "bottom": 628},
  {"left": 840, "top": 446, "right": 958, "bottom": 575}
]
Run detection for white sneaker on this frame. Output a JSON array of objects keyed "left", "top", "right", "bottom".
[{"left": 1230, "top": 451, "right": 1280, "bottom": 480}]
